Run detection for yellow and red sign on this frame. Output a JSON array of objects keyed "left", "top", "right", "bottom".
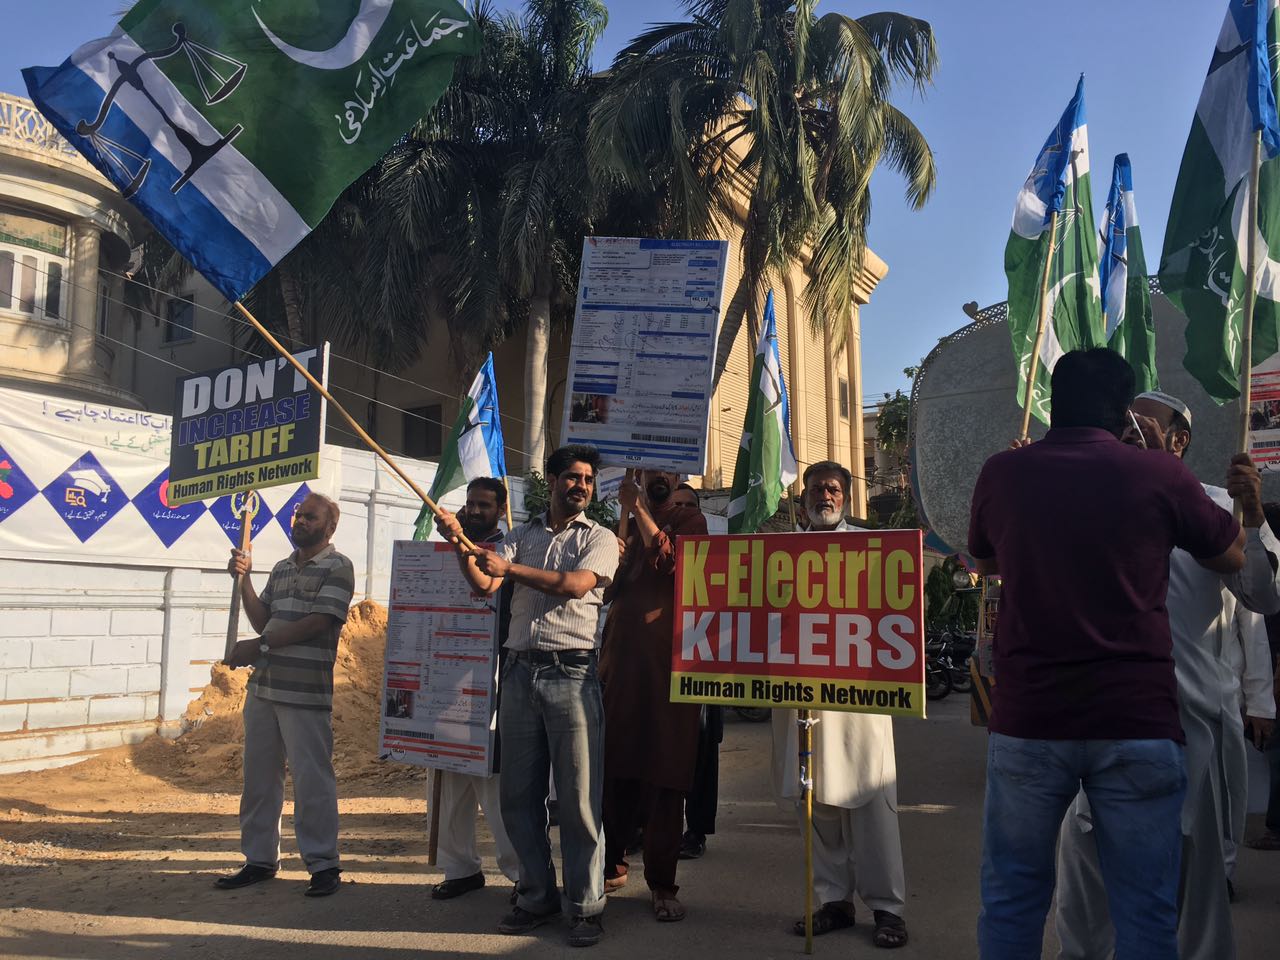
[{"left": 671, "top": 530, "right": 926, "bottom": 717}]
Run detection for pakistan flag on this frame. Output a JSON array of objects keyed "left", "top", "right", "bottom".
[
  {"left": 1004, "top": 76, "right": 1103, "bottom": 425},
  {"left": 1159, "top": 0, "right": 1280, "bottom": 403}
]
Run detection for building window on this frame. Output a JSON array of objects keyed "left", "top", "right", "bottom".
[
  {"left": 163, "top": 295, "right": 195, "bottom": 343},
  {"left": 404, "top": 404, "right": 443, "bottom": 459},
  {"left": 0, "top": 208, "right": 68, "bottom": 324},
  {"left": 838, "top": 377, "right": 851, "bottom": 420}
]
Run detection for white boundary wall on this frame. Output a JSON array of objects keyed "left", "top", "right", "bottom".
[{"left": 0, "top": 449, "right": 529, "bottom": 773}]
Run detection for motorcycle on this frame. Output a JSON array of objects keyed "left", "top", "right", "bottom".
[{"left": 925, "top": 636, "right": 953, "bottom": 700}]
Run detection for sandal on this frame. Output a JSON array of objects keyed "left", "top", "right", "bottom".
[
  {"left": 872, "top": 910, "right": 908, "bottom": 949},
  {"left": 792, "top": 902, "right": 855, "bottom": 936},
  {"left": 652, "top": 890, "right": 686, "bottom": 922},
  {"left": 1246, "top": 831, "right": 1280, "bottom": 851}
]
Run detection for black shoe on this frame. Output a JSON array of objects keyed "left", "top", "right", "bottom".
[
  {"left": 305, "top": 867, "right": 342, "bottom": 897},
  {"left": 214, "top": 864, "right": 277, "bottom": 889},
  {"left": 498, "top": 905, "right": 562, "bottom": 934},
  {"left": 432, "top": 871, "right": 485, "bottom": 900},
  {"left": 568, "top": 914, "right": 603, "bottom": 947},
  {"left": 678, "top": 832, "right": 706, "bottom": 860}
]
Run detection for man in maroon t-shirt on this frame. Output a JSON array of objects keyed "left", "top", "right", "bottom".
[{"left": 967, "top": 348, "right": 1244, "bottom": 960}]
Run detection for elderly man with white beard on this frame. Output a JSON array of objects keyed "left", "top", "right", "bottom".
[{"left": 771, "top": 460, "right": 908, "bottom": 949}]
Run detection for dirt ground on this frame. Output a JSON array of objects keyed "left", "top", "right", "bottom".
[{"left": 0, "top": 605, "right": 1276, "bottom": 959}]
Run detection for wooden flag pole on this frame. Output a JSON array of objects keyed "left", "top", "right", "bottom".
[
  {"left": 1019, "top": 210, "right": 1061, "bottom": 440},
  {"left": 787, "top": 492, "right": 799, "bottom": 531},
  {"left": 232, "top": 301, "right": 478, "bottom": 553},
  {"left": 223, "top": 491, "right": 256, "bottom": 662},
  {"left": 427, "top": 768, "right": 443, "bottom": 866},
  {"left": 501, "top": 476, "right": 515, "bottom": 531},
  {"left": 1238, "top": 130, "right": 1264, "bottom": 459},
  {"left": 799, "top": 710, "right": 815, "bottom": 954}
]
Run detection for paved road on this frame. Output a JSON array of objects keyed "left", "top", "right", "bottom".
[{"left": 1, "top": 693, "right": 1276, "bottom": 958}]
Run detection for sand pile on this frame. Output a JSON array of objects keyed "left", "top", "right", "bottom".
[{"left": 53, "top": 600, "right": 426, "bottom": 792}]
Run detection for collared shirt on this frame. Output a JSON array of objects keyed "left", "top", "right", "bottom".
[
  {"left": 968, "top": 427, "right": 1239, "bottom": 742},
  {"left": 498, "top": 512, "right": 619, "bottom": 651},
  {"left": 248, "top": 543, "right": 356, "bottom": 710}
]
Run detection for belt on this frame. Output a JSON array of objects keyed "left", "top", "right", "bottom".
[{"left": 511, "top": 649, "right": 597, "bottom": 665}]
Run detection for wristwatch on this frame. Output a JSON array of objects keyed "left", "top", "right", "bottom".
[{"left": 258, "top": 640, "right": 271, "bottom": 655}]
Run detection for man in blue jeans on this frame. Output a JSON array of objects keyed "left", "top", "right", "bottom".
[
  {"left": 441, "top": 445, "right": 619, "bottom": 948},
  {"left": 967, "top": 349, "right": 1245, "bottom": 959}
]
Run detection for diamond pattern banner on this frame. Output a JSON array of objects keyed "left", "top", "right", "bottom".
[
  {"left": 41, "top": 451, "right": 128, "bottom": 543},
  {"left": 0, "top": 444, "right": 38, "bottom": 523},
  {"left": 0, "top": 385, "right": 340, "bottom": 568},
  {"left": 133, "top": 468, "right": 207, "bottom": 548},
  {"left": 210, "top": 492, "right": 275, "bottom": 546}
]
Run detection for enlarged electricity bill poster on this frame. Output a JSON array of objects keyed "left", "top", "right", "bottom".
[
  {"left": 562, "top": 237, "right": 730, "bottom": 473},
  {"left": 1249, "top": 352, "right": 1280, "bottom": 472},
  {"left": 379, "top": 540, "right": 499, "bottom": 775},
  {"left": 671, "top": 530, "right": 926, "bottom": 718}
]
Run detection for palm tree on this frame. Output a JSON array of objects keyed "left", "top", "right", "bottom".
[
  {"left": 374, "top": 0, "right": 608, "bottom": 469},
  {"left": 588, "top": 0, "right": 937, "bottom": 352}
]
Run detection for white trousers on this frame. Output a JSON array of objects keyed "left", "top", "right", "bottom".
[
  {"left": 240, "top": 693, "right": 339, "bottom": 874},
  {"left": 1056, "top": 777, "right": 1235, "bottom": 960},
  {"left": 436, "top": 770, "right": 519, "bottom": 882},
  {"left": 804, "top": 795, "right": 906, "bottom": 915}
]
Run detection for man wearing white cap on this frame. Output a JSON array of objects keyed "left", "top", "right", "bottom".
[{"left": 1056, "top": 390, "right": 1280, "bottom": 960}]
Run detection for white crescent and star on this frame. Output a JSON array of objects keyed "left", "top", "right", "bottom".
[{"left": 253, "top": 0, "right": 395, "bottom": 70}]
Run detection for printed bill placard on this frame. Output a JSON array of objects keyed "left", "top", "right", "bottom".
[
  {"left": 167, "top": 345, "right": 328, "bottom": 505},
  {"left": 379, "top": 540, "right": 499, "bottom": 775},
  {"left": 671, "top": 530, "right": 926, "bottom": 717},
  {"left": 1249, "top": 352, "right": 1280, "bottom": 472},
  {"left": 561, "top": 237, "right": 729, "bottom": 473}
]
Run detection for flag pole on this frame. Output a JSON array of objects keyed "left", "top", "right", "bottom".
[
  {"left": 233, "top": 301, "right": 478, "bottom": 553},
  {"left": 1019, "top": 211, "right": 1060, "bottom": 440},
  {"left": 799, "top": 709, "right": 815, "bottom": 954},
  {"left": 501, "top": 476, "right": 515, "bottom": 531},
  {"left": 223, "top": 492, "right": 255, "bottom": 662},
  {"left": 1238, "top": 130, "right": 1263, "bottom": 459}
]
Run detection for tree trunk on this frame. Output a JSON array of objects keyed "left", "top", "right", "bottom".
[
  {"left": 279, "top": 267, "right": 305, "bottom": 346},
  {"left": 523, "top": 269, "right": 552, "bottom": 472}
]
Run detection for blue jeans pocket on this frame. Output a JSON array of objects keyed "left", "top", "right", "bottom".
[
  {"left": 1110, "top": 739, "right": 1185, "bottom": 799},
  {"left": 990, "top": 734, "right": 1051, "bottom": 786}
]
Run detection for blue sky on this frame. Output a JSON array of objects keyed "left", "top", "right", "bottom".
[{"left": 0, "top": 1, "right": 1229, "bottom": 403}]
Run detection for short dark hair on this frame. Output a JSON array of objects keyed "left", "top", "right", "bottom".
[
  {"left": 675, "top": 482, "right": 699, "bottom": 502},
  {"left": 1263, "top": 501, "right": 1280, "bottom": 533},
  {"left": 802, "top": 460, "right": 853, "bottom": 502},
  {"left": 466, "top": 476, "right": 507, "bottom": 508},
  {"left": 1049, "top": 348, "right": 1135, "bottom": 435},
  {"left": 545, "top": 444, "right": 601, "bottom": 479}
]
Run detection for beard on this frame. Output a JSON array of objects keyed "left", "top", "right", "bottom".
[
  {"left": 806, "top": 506, "right": 841, "bottom": 528},
  {"left": 646, "top": 479, "right": 672, "bottom": 504},
  {"left": 292, "top": 525, "right": 323, "bottom": 548}
]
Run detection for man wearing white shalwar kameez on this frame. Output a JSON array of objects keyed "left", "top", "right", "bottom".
[
  {"left": 1055, "top": 392, "right": 1280, "bottom": 960},
  {"left": 771, "top": 461, "right": 908, "bottom": 949}
]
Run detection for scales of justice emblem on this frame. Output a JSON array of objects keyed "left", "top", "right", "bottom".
[{"left": 75, "top": 22, "right": 247, "bottom": 199}]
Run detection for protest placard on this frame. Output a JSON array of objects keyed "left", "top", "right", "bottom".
[
  {"left": 167, "top": 345, "right": 329, "bottom": 505},
  {"left": 379, "top": 541, "right": 499, "bottom": 775},
  {"left": 671, "top": 530, "right": 926, "bottom": 717},
  {"left": 561, "top": 237, "right": 729, "bottom": 472}
]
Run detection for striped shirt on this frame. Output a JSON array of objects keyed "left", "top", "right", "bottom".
[
  {"left": 248, "top": 543, "right": 355, "bottom": 710},
  {"left": 499, "top": 513, "right": 619, "bottom": 651}
]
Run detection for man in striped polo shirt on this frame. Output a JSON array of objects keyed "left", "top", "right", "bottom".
[
  {"left": 216, "top": 492, "right": 355, "bottom": 898},
  {"left": 440, "top": 445, "right": 619, "bottom": 948}
]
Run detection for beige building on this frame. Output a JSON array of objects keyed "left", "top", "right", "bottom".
[{"left": 1, "top": 92, "right": 886, "bottom": 518}]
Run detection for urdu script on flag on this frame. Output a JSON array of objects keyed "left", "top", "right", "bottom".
[{"left": 23, "top": 0, "right": 480, "bottom": 303}]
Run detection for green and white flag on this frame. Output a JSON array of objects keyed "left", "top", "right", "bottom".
[
  {"left": 414, "top": 353, "right": 508, "bottom": 540},
  {"left": 25, "top": 0, "right": 479, "bottom": 303},
  {"left": 1099, "top": 154, "right": 1158, "bottom": 393},
  {"left": 1005, "top": 76, "right": 1104, "bottom": 425},
  {"left": 1159, "top": 0, "right": 1280, "bottom": 403},
  {"left": 727, "top": 291, "right": 797, "bottom": 534}
]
